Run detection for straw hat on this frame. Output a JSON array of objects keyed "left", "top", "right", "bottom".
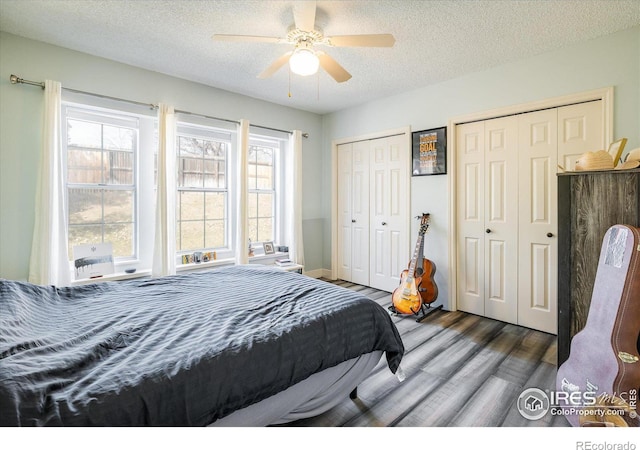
[
  {"left": 574, "top": 150, "right": 614, "bottom": 171},
  {"left": 624, "top": 147, "right": 640, "bottom": 163},
  {"left": 615, "top": 147, "right": 640, "bottom": 170}
]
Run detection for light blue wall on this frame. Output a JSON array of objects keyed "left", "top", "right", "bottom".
[
  {"left": 322, "top": 26, "right": 640, "bottom": 308},
  {"left": 0, "top": 31, "right": 324, "bottom": 280},
  {"left": 2, "top": 27, "right": 639, "bottom": 290}
]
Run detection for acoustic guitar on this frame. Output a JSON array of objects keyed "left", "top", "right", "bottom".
[
  {"left": 415, "top": 227, "right": 438, "bottom": 305},
  {"left": 391, "top": 213, "right": 437, "bottom": 315},
  {"left": 556, "top": 224, "right": 640, "bottom": 427}
]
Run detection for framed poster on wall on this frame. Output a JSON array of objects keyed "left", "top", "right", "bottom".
[{"left": 412, "top": 127, "right": 447, "bottom": 176}]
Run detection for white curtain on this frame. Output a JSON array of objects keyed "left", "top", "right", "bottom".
[
  {"left": 286, "top": 130, "right": 305, "bottom": 267},
  {"left": 235, "top": 119, "right": 250, "bottom": 265},
  {"left": 28, "top": 80, "right": 71, "bottom": 287},
  {"left": 152, "top": 103, "right": 177, "bottom": 277}
]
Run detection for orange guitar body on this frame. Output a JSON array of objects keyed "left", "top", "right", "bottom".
[
  {"left": 392, "top": 270, "right": 423, "bottom": 315},
  {"left": 417, "top": 257, "right": 438, "bottom": 305}
]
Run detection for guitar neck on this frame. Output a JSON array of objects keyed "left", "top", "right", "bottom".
[{"left": 408, "top": 235, "right": 423, "bottom": 275}]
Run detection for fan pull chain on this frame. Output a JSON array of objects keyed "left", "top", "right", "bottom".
[{"left": 288, "top": 67, "right": 292, "bottom": 98}]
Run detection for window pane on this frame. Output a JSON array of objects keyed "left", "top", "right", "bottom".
[
  {"left": 205, "top": 220, "right": 225, "bottom": 248},
  {"left": 248, "top": 218, "right": 258, "bottom": 243},
  {"left": 105, "top": 223, "right": 133, "bottom": 258},
  {"left": 67, "top": 149, "right": 103, "bottom": 184},
  {"left": 179, "top": 191, "right": 204, "bottom": 221},
  {"left": 179, "top": 136, "right": 202, "bottom": 158},
  {"left": 68, "top": 224, "right": 103, "bottom": 258},
  {"left": 256, "top": 163, "right": 273, "bottom": 189},
  {"left": 204, "top": 160, "right": 224, "bottom": 188},
  {"left": 68, "top": 119, "right": 101, "bottom": 149},
  {"left": 248, "top": 148, "right": 257, "bottom": 190},
  {"left": 202, "top": 139, "right": 224, "bottom": 159},
  {"left": 180, "top": 221, "right": 204, "bottom": 251},
  {"left": 248, "top": 192, "right": 258, "bottom": 218},
  {"left": 178, "top": 157, "right": 204, "bottom": 188},
  {"left": 103, "top": 190, "right": 134, "bottom": 223},
  {"left": 205, "top": 193, "right": 225, "bottom": 220},
  {"left": 258, "top": 193, "right": 273, "bottom": 217},
  {"left": 68, "top": 188, "right": 102, "bottom": 225},
  {"left": 103, "top": 125, "right": 134, "bottom": 151},
  {"left": 257, "top": 218, "right": 273, "bottom": 243},
  {"left": 104, "top": 151, "right": 134, "bottom": 185}
]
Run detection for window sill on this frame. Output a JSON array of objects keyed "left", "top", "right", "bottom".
[
  {"left": 68, "top": 252, "right": 290, "bottom": 284},
  {"left": 71, "top": 269, "right": 152, "bottom": 286}
]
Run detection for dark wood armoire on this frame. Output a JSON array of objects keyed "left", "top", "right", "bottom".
[{"left": 557, "top": 168, "right": 640, "bottom": 365}]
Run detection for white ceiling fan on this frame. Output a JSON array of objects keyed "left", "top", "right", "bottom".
[{"left": 212, "top": 1, "right": 395, "bottom": 83}]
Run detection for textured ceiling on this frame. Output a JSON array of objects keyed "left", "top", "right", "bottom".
[{"left": 1, "top": 0, "right": 639, "bottom": 114}]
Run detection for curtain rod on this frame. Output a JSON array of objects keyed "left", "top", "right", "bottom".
[{"left": 10, "top": 74, "right": 308, "bottom": 138}]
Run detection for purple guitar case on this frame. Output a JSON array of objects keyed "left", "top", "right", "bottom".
[{"left": 556, "top": 224, "right": 640, "bottom": 427}]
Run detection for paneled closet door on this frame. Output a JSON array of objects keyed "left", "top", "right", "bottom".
[
  {"left": 518, "top": 109, "right": 558, "bottom": 334},
  {"left": 456, "top": 121, "right": 486, "bottom": 316},
  {"left": 369, "top": 134, "right": 409, "bottom": 292},
  {"left": 351, "top": 140, "right": 370, "bottom": 286},
  {"left": 337, "top": 142, "right": 370, "bottom": 286},
  {"left": 558, "top": 101, "right": 604, "bottom": 171},
  {"left": 337, "top": 143, "right": 353, "bottom": 281},
  {"left": 483, "top": 116, "right": 519, "bottom": 324}
]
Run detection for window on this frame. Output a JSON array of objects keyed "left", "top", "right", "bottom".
[
  {"left": 61, "top": 101, "right": 291, "bottom": 276},
  {"left": 64, "top": 109, "right": 138, "bottom": 260},
  {"left": 176, "top": 126, "right": 230, "bottom": 253},
  {"left": 248, "top": 142, "right": 275, "bottom": 243}
]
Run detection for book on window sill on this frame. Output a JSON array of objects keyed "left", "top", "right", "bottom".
[{"left": 275, "top": 258, "right": 294, "bottom": 266}]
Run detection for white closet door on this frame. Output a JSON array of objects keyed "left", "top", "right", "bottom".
[
  {"left": 337, "top": 143, "right": 353, "bottom": 281},
  {"left": 483, "top": 116, "right": 519, "bottom": 324},
  {"left": 518, "top": 109, "right": 558, "bottom": 334},
  {"left": 557, "top": 100, "right": 604, "bottom": 171},
  {"left": 369, "top": 134, "right": 409, "bottom": 292},
  {"left": 351, "top": 140, "right": 370, "bottom": 286},
  {"left": 337, "top": 141, "right": 370, "bottom": 285},
  {"left": 456, "top": 121, "right": 486, "bottom": 316}
]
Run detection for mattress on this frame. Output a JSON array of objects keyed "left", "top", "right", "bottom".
[{"left": 0, "top": 265, "right": 404, "bottom": 426}]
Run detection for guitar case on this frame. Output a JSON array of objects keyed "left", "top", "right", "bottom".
[{"left": 556, "top": 224, "right": 640, "bottom": 427}]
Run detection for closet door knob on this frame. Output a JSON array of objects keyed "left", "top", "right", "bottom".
[
  {"left": 486, "top": 228, "right": 492, "bottom": 234},
  {"left": 547, "top": 232, "right": 554, "bottom": 238},
  {"left": 351, "top": 219, "right": 356, "bottom": 223},
  {"left": 382, "top": 222, "right": 387, "bottom": 226}
]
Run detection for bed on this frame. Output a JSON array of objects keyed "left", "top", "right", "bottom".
[{"left": 0, "top": 265, "right": 404, "bottom": 426}]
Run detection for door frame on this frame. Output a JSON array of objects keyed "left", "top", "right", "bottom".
[
  {"left": 331, "top": 126, "right": 412, "bottom": 281},
  {"left": 447, "top": 87, "right": 613, "bottom": 312}
]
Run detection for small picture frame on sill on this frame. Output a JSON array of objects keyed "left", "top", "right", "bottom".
[
  {"left": 412, "top": 127, "right": 447, "bottom": 176},
  {"left": 263, "top": 241, "right": 275, "bottom": 255}
]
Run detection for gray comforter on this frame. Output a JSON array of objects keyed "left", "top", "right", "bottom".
[{"left": 0, "top": 265, "right": 403, "bottom": 426}]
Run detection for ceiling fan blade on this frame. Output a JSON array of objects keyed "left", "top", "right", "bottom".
[
  {"left": 212, "top": 34, "right": 284, "bottom": 44},
  {"left": 258, "top": 51, "right": 293, "bottom": 79},
  {"left": 293, "top": 1, "right": 317, "bottom": 32},
  {"left": 317, "top": 51, "right": 352, "bottom": 83},
  {"left": 326, "top": 34, "right": 396, "bottom": 47}
]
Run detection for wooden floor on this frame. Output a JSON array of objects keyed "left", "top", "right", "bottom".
[{"left": 288, "top": 279, "right": 569, "bottom": 427}]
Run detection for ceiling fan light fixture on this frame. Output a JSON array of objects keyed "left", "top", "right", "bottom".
[{"left": 289, "top": 47, "right": 319, "bottom": 76}]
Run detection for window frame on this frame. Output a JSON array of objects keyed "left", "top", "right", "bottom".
[
  {"left": 175, "top": 122, "right": 233, "bottom": 259},
  {"left": 61, "top": 98, "right": 157, "bottom": 274}
]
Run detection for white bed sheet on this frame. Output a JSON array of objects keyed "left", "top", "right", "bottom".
[{"left": 209, "top": 351, "right": 383, "bottom": 427}]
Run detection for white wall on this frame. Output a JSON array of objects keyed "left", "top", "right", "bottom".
[
  {"left": 321, "top": 26, "right": 640, "bottom": 309},
  {"left": 0, "top": 32, "right": 324, "bottom": 280}
]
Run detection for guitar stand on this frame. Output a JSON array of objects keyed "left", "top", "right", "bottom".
[{"left": 388, "top": 302, "right": 443, "bottom": 322}]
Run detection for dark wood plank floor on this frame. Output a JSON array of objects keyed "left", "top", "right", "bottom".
[{"left": 289, "top": 279, "right": 569, "bottom": 427}]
